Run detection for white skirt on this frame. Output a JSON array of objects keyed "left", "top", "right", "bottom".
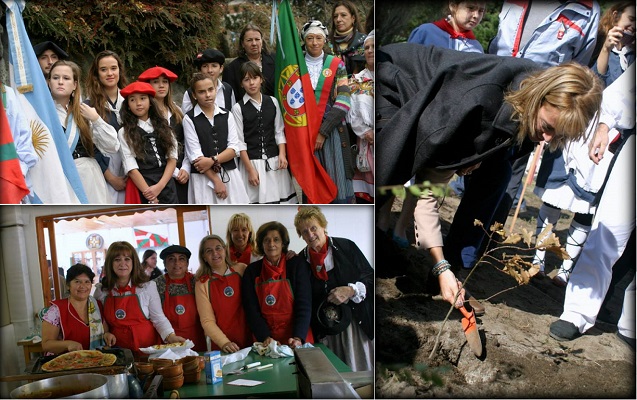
[
  {"left": 75, "top": 157, "right": 111, "bottom": 204},
  {"left": 188, "top": 168, "right": 250, "bottom": 204},
  {"left": 534, "top": 185, "right": 596, "bottom": 215},
  {"left": 103, "top": 150, "right": 126, "bottom": 204},
  {"left": 240, "top": 157, "right": 298, "bottom": 204}
]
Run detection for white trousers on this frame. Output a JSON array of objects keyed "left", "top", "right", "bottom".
[{"left": 560, "top": 134, "right": 636, "bottom": 338}]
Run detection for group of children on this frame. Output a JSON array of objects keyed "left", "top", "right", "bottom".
[{"left": 51, "top": 44, "right": 299, "bottom": 205}]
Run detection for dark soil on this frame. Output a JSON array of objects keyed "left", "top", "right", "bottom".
[{"left": 375, "top": 181, "right": 636, "bottom": 398}]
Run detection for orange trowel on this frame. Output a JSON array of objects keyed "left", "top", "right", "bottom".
[{"left": 459, "top": 304, "right": 482, "bottom": 357}]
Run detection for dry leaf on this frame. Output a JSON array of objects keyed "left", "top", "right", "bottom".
[
  {"left": 503, "top": 233, "right": 522, "bottom": 244},
  {"left": 546, "top": 246, "right": 571, "bottom": 260},
  {"left": 521, "top": 228, "right": 533, "bottom": 247},
  {"left": 474, "top": 219, "right": 483, "bottom": 227},
  {"left": 490, "top": 222, "right": 504, "bottom": 232},
  {"left": 502, "top": 254, "right": 538, "bottom": 285}
]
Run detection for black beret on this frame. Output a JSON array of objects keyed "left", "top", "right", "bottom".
[
  {"left": 194, "top": 49, "right": 225, "bottom": 67},
  {"left": 160, "top": 245, "right": 192, "bottom": 260},
  {"left": 316, "top": 299, "right": 352, "bottom": 335},
  {"left": 33, "top": 41, "right": 69, "bottom": 59}
]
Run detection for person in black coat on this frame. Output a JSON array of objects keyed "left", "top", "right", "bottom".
[
  {"left": 242, "top": 221, "right": 313, "bottom": 348},
  {"left": 223, "top": 24, "right": 276, "bottom": 99},
  {"left": 376, "top": 43, "right": 604, "bottom": 310},
  {"left": 294, "top": 206, "right": 373, "bottom": 372}
]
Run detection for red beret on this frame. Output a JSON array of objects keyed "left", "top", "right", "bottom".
[
  {"left": 138, "top": 66, "right": 178, "bottom": 82},
  {"left": 120, "top": 81, "right": 156, "bottom": 98}
]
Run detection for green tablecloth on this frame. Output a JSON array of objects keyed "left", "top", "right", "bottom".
[{"left": 175, "top": 343, "right": 350, "bottom": 398}]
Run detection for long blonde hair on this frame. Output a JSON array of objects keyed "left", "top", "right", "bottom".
[
  {"left": 49, "top": 60, "right": 94, "bottom": 156},
  {"left": 505, "top": 62, "right": 603, "bottom": 152}
]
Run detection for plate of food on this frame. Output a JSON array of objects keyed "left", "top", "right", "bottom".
[
  {"left": 41, "top": 350, "right": 117, "bottom": 372},
  {"left": 140, "top": 339, "right": 195, "bottom": 355}
]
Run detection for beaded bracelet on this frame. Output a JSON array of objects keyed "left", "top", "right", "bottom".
[{"left": 432, "top": 260, "right": 451, "bottom": 277}]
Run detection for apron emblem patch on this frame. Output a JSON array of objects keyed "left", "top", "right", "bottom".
[
  {"left": 224, "top": 286, "right": 234, "bottom": 297},
  {"left": 175, "top": 304, "right": 186, "bottom": 315},
  {"left": 115, "top": 309, "right": 126, "bottom": 320},
  {"left": 265, "top": 294, "right": 276, "bottom": 306}
]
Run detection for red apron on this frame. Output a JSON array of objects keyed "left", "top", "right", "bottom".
[
  {"left": 207, "top": 268, "right": 251, "bottom": 350},
  {"left": 103, "top": 286, "right": 161, "bottom": 358},
  {"left": 163, "top": 273, "right": 207, "bottom": 352},
  {"left": 52, "top": 299, "right": 90, "bottom": 350},
  {"left": 255, "top": 260, "right": 313, "bottom": 344}
]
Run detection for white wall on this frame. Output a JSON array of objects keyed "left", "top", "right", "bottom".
[{"left": 207, "top": 205, "right": 374, "bottom": 264}]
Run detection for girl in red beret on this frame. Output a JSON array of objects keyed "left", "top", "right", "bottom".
[
  {"left": 183, "top": 73, "right": 249, "bottom": 204},
  {"left": 118, "top": 81, "right": 179, "bottom": 204},
  {"left": 232, "top": 62, "right": 298, "bottom": 204},
  {"left": 138, "top": 67, "right": 189, "bottom": 204},
  {"left": 85, "top": 50, "right": 129, "bottom": 204}
]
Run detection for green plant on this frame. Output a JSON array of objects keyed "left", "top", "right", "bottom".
[{"left": 23, "top": 1, "right": 225, "bottom": 86}]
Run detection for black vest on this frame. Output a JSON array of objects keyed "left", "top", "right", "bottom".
[
  {"left": 240, "top": 96, "right": 278, "bottom": 160},
  {"left": 185, "top": 109, "right": 237, "bottom": 172},
  {"left": 133, "top": 126, "right": 168, "bottom": 171}
]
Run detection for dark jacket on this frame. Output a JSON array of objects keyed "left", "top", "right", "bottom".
[
  {"left": 242, "top": 255, "right": 313, "bottom": 343},
  {"left": 300, "top": 237, "right": 374, "bottom": 341},
  {"left": 223, "top": 52, "right": 276, "bottom": 99},
  {"left": 376, "top": 43, "right": 540, "bottom": 187}
]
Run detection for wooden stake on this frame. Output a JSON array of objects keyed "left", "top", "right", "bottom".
[{"left": 509, "top": 141, "right": 544, "bottom": 234}]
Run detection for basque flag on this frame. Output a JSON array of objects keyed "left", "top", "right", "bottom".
[
  {"left": 134, "top": 229, "right": 169, "bottom": 248},
  {"left": 273, "top": 0, "right": 337, "bottom": 203},
  {"left": 0, "top": 94, "right": 30, "bottom": 203}
]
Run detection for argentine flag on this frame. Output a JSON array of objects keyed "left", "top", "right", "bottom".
[{"left": 3, "top": 0, "right": 87, "bottom": 203}]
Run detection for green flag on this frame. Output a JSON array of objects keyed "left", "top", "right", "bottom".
[{"left": 274, "top": 0, "right": 337, "bottom": 204}]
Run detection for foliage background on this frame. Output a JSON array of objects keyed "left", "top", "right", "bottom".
[{"left": 9, "top": 0, "right": 372, "bottom": 86}]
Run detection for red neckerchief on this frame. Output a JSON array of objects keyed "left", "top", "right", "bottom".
[
  {"left": 308, "top": 240, "right": 329, "bottom": 281},
  {"left": 433, "top": 18, "right": 476, "bottom": 40},
  {"left": 260, "top": 255, "right": 286, "bottom": 281},
  {"left": 230, "top": 244, "right": 252, "bottom": 265},
  {"left": 199, "top": 274, "right": 209, "bottom": 283},
  {"left": 115, "top": 284, "right": 133, "bottom": 295}
]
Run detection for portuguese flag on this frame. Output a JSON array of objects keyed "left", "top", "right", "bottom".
[
  {"left": 134, "top": 229, "right": 169, "bottom": 248},
  {"left": 274, "top": 0, "right": 337, "bottom": 204},
  {"left": 0, "top": 90, "right": 29, "bottom": 203}
]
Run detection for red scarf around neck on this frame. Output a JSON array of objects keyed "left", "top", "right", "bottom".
[
  {"left": 433, "top": 18, "right": 476, "bottom": 40},
  {"left": 261, "top": 255, "right": 286, "bottom": 281},
  {"left": 230, "top": 244, "right": 252, "bottom": 265},
  {"left": 308, "top": 240, "right": 329, "bottom": 281}
]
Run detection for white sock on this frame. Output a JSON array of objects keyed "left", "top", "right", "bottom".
[{"left": 533, "top": 203, "right": 561, "bottom": 271}]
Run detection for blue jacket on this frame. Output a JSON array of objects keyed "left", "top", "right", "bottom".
[
  {"left": 408, "top": 23, "right": 484, "bottom": 53},
  {"left": 488, "top": 0, "right": 600, "bottom": 67}
]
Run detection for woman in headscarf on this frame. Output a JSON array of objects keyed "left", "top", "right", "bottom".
[{"left": 301, "top": 19, "right": 354, "bottom": 204}]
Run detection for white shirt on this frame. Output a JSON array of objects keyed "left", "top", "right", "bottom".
[
  {"left": 94, "top": 280, "right": 175, "bottom": 340},
  {"left": 183, "top": 104, "right": 241, "bottom": 162},
  {"left": 305, "top": 52, "right": 324, "bottom": 89},
  {"left": 231, "top": 93, "right": 286, "bottom": 152},
  {"left": 181, "top": 78, "right": 236, "bottom": 114},
  {"left": 118, "top": 118, "right": 178, "bottom": 174}
]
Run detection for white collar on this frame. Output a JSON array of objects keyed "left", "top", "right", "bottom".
[
  {"left": 241, "top": 92, "right": 262, "bottom": 105},
  {"left": 137, "top": 118, "right": 154, "bottom": 133},
  {"left": 193, "top": 103, "right": 226, "bottom": 118}
]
